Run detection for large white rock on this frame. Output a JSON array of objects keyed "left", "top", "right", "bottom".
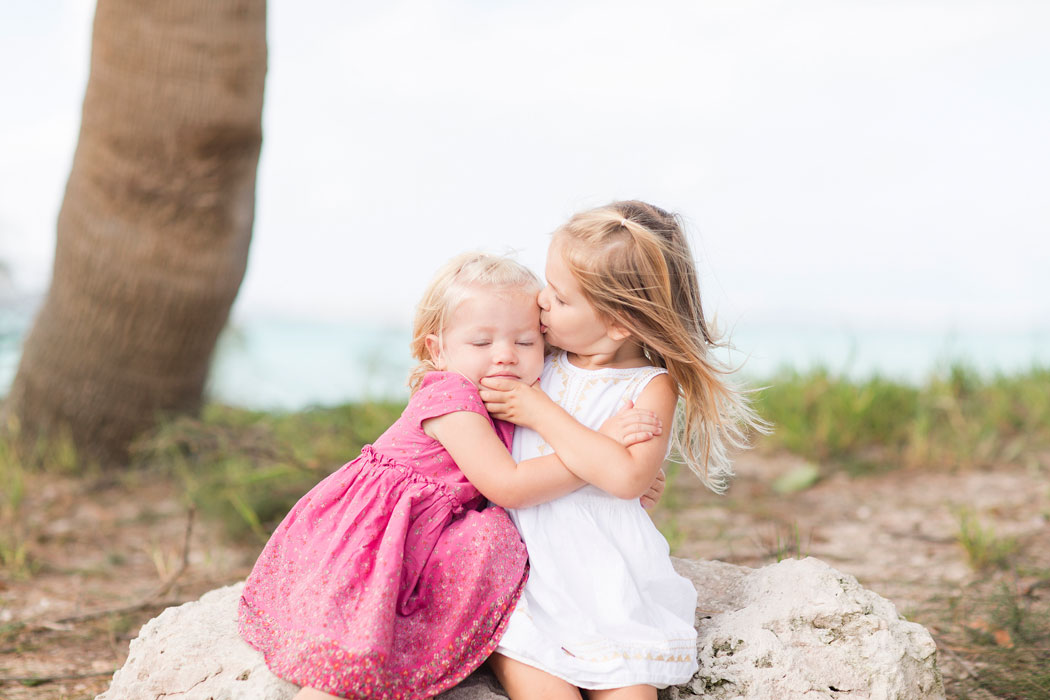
[
  {"left": 96, "top": 558, "right": 944, "bottom": 700},
  {"left": 676, "top": 558, "right": 944, "bottom": 699}
]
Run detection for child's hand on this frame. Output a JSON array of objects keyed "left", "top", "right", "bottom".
[
  {"left": 479, "top": 377, "right": 555, "bottom": 427},
  {"left": 640, "top": 468, "right": 666, "bottom": 509},
  {"left": 598, "top": 399, "right": 662, "bottom": 447}
]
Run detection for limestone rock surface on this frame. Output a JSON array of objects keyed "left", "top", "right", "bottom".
[
  {"left": 675, "top": 557, "right": 944, "bottom": 699},
  {"left": 96, "top": 557, "right": 944, "bottom": 700}
]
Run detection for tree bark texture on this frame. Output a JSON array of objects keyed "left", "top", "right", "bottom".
[{"left": 4, "top": 0, "right": 266, "bottom": 464}]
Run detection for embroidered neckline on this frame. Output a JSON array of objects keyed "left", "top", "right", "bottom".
[{"left": 554, "top": 351, "right": 665, "bottom": 378}]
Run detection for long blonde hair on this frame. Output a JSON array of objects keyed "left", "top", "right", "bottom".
[
  {"left": 554, "top": 200, "right": 767, "bottom": 493},
  {"left": 408, "top": 252, "right": 542, "bottom": 393}
]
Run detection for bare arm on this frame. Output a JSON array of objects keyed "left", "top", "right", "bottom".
[
  {"left": 481, "top": 374, "right": 677, "bottom": 500},
  {"left": 425, "top": 402, "right": 663, "bottom": 509},
  {"left": 424, "top": 411, "right": 584, "bottom": 509}
]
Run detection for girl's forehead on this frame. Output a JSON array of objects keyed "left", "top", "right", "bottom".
[
  {"left": 449, "top": 285, "right": 540, "bottom": 319},
  {"left": 464, "top": 283, "right": 539, "bottom": 302},
  {"left": 544, "top": 243, "right": 579, "bottom": 286},
  {"left": 546, "top": 236, "right": 580, "bottom": 267}
]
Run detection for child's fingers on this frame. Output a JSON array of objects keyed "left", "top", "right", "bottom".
[
  {"left": 622, "top": 430, "right": 655, "bottom": 446},
  {"left": 640, "top": 468, "right": 667, "bottom": 509},
  {"left": 479, "top": 377, "right": 522, "bottom": 391},
  {"left": 640, "top": 478, "right": 662, "bottom": 508},
  {"left": 622, "top": 407, "right": 658, "bottom": 420},
  {"left": 623, "top": 422, "right": 659, "bottom": 437},
  {"left": 623, "top": 413, "right": 661, "bottom": 433},
  {"left": 484, "top": 402, "right": 509, "bottom": 417}
]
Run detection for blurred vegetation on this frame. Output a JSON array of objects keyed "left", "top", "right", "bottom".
[
  {"left": 2, "top": 360, "right": 1046, "bottom": 548},
  {"left": 752, "top": 362, "right": 1050, "bottom": 476},
  {"left": 115, "top": 360, "right": 1050, "bottom": 546},
  {"left": 0, "top": 417, "right": 82, "bottom": 578},
  {"left": 128, "top": 401, "right": 404, "bottom": 542},
  {"left": 954, "top": 506, "right": 1019, "bottom": 572},
  {"left": 0, "top": 437, "right": 31, "bottom": 578}
]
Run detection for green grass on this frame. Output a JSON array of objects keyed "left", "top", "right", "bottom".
[
  {"left": 955, "top": 507, "right": 1019, "bottom": 572},
  {"left": 0, "top": 434, "right": 33, "bottom": 578},
  {"left": 0, "top": 413, "right": 88, "bottom": 577},
  {"left": 0, "top": 412, "right": 106, "bottom": 578},
  {"left": 752, "top": 363, "right": 1050, "bottom": 476},
  {"left": 130, "top": 401, "right": 404, "bottom": 542},
  {"left": 766, "top": 521, "right": 808, "bottom": 563}
]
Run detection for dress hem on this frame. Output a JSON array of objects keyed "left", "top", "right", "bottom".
[
  {"left": 493, "top": 646, "right": 696, "bottom": 691},
  {"left": 242, "top": 579, "right": 526, "bottom": 700}
]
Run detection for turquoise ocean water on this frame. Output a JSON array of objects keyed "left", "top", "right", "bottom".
[{"left": 3, "top": 306, "right": 1049, "bottom": 411}]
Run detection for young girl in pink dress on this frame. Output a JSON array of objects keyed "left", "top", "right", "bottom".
[{"left": 238, "top": 252, "right": 661, "bottom": 700}]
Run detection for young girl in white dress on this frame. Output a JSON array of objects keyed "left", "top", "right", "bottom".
[{"left": 479, "top": 200, "right": 765, "bottom": 699}]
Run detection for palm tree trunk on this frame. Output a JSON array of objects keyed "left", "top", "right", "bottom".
[{"left": 3, "top": 0, "right": 266, "bottom": 464}]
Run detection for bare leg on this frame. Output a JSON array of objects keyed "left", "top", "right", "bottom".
[
  {"left": 588, "top": 686, "right": 658, "bottom": 700},
  {"left": 488, "top": 653, "right": 583, "bottom": 700},
  {"left": 294, "top": 688, "right": 342, "bottom": 700}
]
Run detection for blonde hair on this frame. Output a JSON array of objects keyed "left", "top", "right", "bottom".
[
  {"left": 408, "top": 252, "right": 542, "bottom": 392},
  {"left": 553, "top": 200, "right": 768, "bottom": 493}
]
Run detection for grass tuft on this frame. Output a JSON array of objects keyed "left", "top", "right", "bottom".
[
  {"left": 764, "top": 521, "right": 808, "bottom": 563},
  {"left": 0, "top": 435, "right": 33, "bottom": 578},
  {"left": 954, "top": 507, "right": 1018, "bottom": 572},
  {"left": 753, "top": 363, "right": 1050, "bottom": 476},
  {"left": 130, "top": 401, "right": 404, "bottom": 542}
]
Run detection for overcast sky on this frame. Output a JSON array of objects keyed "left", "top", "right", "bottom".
[{"left": 2, "top": 0, "right": 1048, "bottom": 336}]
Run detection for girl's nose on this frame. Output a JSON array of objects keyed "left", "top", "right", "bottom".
[
  {"left": 537, "top": 286, "right": 552, "bottom": 310},
  {"left": 493, "top": 341, "right": 517, "bottom": 364}
]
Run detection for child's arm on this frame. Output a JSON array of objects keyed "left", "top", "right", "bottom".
[
  {"left": 424, "top": 412, "right": 581, "bottom": 508},
  {"left": 480, "top": 375, "right": 677, "bottom": 500},
  {"left": 424, "top": 404, "right": 662, "bottom": 509}
]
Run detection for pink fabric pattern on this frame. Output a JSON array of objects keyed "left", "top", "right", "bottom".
[{"left": 239, "top": 372, "right": 528, "bottom": 699}]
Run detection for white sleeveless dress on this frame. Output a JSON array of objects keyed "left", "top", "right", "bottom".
[{"left": 495, "top": 352, "right": 698, "bottom": 689}]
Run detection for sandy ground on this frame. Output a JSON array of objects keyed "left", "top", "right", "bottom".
[{"left": 1, "top": 452, "right": 1048, "bottom": 699}]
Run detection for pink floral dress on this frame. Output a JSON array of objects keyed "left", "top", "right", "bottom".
[{"left": 238, "top": 372, "right": 528, "bottom": 699}]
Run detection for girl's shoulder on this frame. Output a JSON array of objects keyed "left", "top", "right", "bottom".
[
  {"left": 408, "top": 371, "right": 513, "bottom": 449},
  {"left": 408, "top": 371, "right": 488, "bottom": 420},
  {"left": 416, "top": 370, "right": 479, "bottom": 393},
  {"left": 414, "top": 370, "right": 484, "bottom": 401}
]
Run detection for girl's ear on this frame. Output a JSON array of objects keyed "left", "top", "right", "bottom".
[
  {"left": 607, "top": 323, "right": 632, "bottom": 342},
  {"left": 425, "top": 334, "right": 447, "bottom": 370}
]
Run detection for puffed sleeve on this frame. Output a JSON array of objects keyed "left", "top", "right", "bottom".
[{"left": 409, "top": 371, "right": 490, "bottom": 430}]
